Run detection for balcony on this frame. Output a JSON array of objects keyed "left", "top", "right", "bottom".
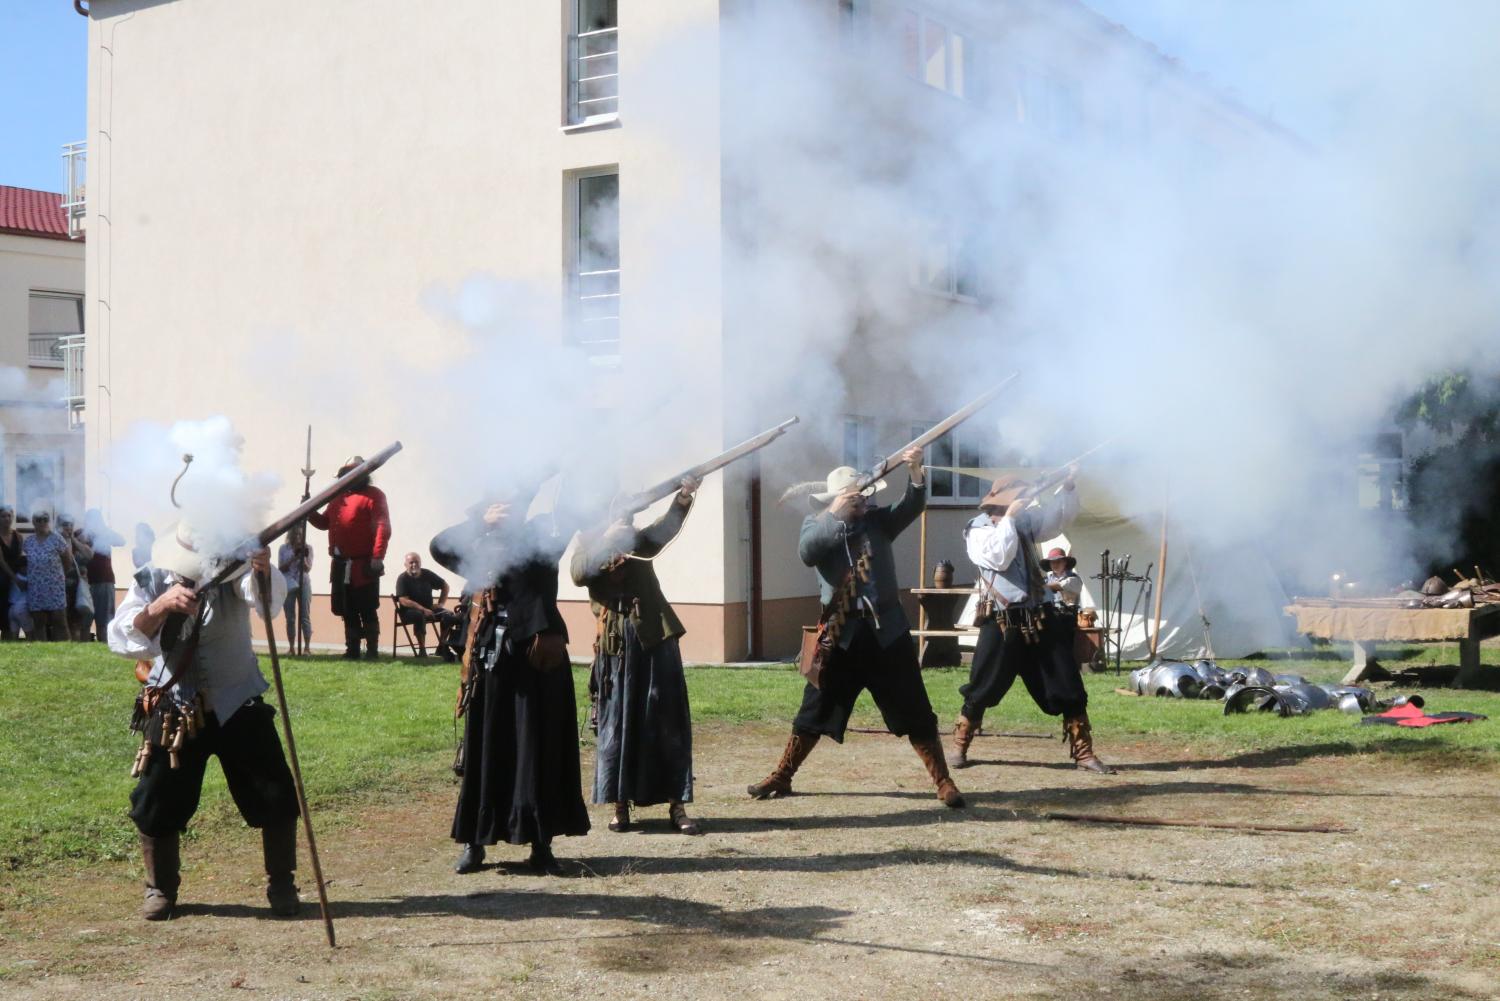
[
  {"left": 60, "top": 335, "right": 85, "bottom": 428},
  {"left": 568, "top": 27, "right": 619, "bottom": 126},
  {"left": 28, "top": 334, "right": 65, "bottom": 368},
  {"left": 61, "top": 142, "right": 86, "bottom": 240}
]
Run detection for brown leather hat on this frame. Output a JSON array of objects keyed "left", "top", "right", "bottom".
[{"left": 978, "top": 474, "right": 1028, "bottom": 513}]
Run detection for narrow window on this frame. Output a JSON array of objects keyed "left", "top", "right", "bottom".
[
  {"left": 571, "top": 170, "right": 621, "bottom": 358},
  {"left": 16, "top": 451, "right": 63, "bottom": 517},
  {"left": 568, "top": 0, "right": 619, "bottom": 125},
  {"left": 842, "top": 417, "right": 875, "bottom": 472}
]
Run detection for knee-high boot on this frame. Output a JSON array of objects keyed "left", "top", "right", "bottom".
[
  {"left": 747, "top": 729, "right": 820, "bottom": 799},
  {"left": 140, "top": 832, "right": 180, "bottom": 921},
  {"left": 1064, "top": 713, "right": 1116, "bottom": 774},
  {"left": 262, "top": 821, "right": 302, "bottom": 916},
  {"left": 910, "top": 736, "right": 966, "bottom": 808},
  {"left": 948, "top": 714, "right": 979, "bottom": 769}
]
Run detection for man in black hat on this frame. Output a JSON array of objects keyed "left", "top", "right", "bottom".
[
  {"left": 746, "top": 448, "right": 964, "bottom": 809},
  {"left": 947, "top": 471, "right": 1114, "bottom": 773}
]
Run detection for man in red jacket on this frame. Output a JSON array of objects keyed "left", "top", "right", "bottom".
[{"left": 308, "top": 456, "right": 392, "bottom": 659}]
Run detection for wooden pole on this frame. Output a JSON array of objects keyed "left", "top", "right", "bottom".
[
  {"left": 256, "top": 570, "right": 336, "bottom": 947},
  {"left": 1149, "top": 492, "right": 1169, "bottom": 659}
]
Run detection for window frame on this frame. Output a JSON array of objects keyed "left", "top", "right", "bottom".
[
  {"left": 567, "top": 166, "right": 622, "bottom": 360},
  {"left": 914, "top": 421, "right": 987, "bottom": 506},
  {"left": 15, "top": 450, "right": 64, "bottom": 520},
  {"left": 899, "top": 8, "right": 971, "bottom": 100},
  {"left": 565, "top": 0, "right": 620, "bottom": 129},
  {"left": 27, "top": 290, "right": 83, "bottom": 370}
]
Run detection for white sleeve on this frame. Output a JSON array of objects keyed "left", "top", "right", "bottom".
[
  {"left": 237, "top": 567, "right": 288, "bottom": 619},
  {"left": 966, "top": 517, "right": 1020, "bottom": 573},
  {"left": 1035, "top": 486, "right": 1081, "bottom": 542},
  {"left": 108, "top": 582, "right": 162, "bottom": 660},
  {"left": 1061, "top": 575, "right": 1083, "bottom": 602}
]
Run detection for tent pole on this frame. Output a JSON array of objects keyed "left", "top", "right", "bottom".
[
  {"left": 1149, "top": 490, "right": 1169, "bottom": 659},
  {"left": 917, "top": 508, "right": 928, "bottom": 663}
]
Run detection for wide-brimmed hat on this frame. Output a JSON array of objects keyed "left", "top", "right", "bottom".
[
  {"left": 1043, "top": 546, "right": 1077, "bottom": 572},
  {"left": 337, "top": 455, "right": 365, "bottom": 478},
  {"left": 809, "top": 466, "right": 886, "bottom": 506},
  {"left": 978, "top": 474, "right": 1029, "bottom": 512},
  {"left": 151, "top": 522, "right": 250, "bottom": 583}
]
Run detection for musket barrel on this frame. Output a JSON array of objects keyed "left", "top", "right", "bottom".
[
  {"left": 621, "top": 417, "right": 799, "bottom": 513},
  {"left": 855, "top": 375, "right": 1018, "bottom": 491}
]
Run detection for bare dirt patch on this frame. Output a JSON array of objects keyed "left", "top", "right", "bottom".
[{"left": 3, "top": 722, "right": 1499, "bottom": 1000}]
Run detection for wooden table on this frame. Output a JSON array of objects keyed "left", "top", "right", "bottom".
[
  {"left": 1284, "top": 601, "right": 1500, "bottom": 687},
  {"left": 912, "top": 587, "right": 976, "bottom": 667}
]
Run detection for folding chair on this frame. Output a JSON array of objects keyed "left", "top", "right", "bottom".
[{"left": 390, "top": 594, "right": 422, "bottom": 658}]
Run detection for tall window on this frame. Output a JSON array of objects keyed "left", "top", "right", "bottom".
[
  {"left": 899, "top": 9, "right": 969, "bottom": 99},
  {"left": 916, "top": 423, "right": 986, "bottom": 502},
  {"left": 16, "top": 452, "right": 62, "bottom": 518},
  {"left": 571, "top": 170, "right": 621, "bottom": 358},
  {"left": 568, "top": 0, "right": 619, "bottom": 125},
  {"left": 28, "top": 291, "right": 82, "bottom": 368},
  {"left": 842, "top": 416, "right": 875, "bottom": 472}
]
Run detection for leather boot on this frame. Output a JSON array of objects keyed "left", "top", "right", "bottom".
[
  {"left": 140, "top": 832, "right": 179, "bottom": 921},
  {"left": 262, "top": 821, "right": 302, "bottom": 916},
  {"left": 1064, "top": 714, "right": 1117, "bottom": 774},
  {"left": 948, "top": 715, "right": 978, "bottom": 769},
  {"left": 668, "top": 801, "right": 702, "bottom": 835},
  {"left": 364, "top": 617, "right": 381, "bottom": 660},
  {"left": 747, "top": 729, "right": 820, "bottom": 799},
  {"left": 454, "top": 843, "right": 485, "bottom": 874},
  {"left": 910, "top": 736, "right": 966, "bottom": 808},
  {"left": 342, "top": 619, "right": 361, "bottom": 660}
]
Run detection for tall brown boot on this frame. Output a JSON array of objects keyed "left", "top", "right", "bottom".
[
  {"left": 262, "top": 821, "right": 302, "bottom": 917},
  {"left": 140, "top": 832, "right": 179, "bottom": 921},
  {"left": 948, "top": 715, "right": 978, "bottom": 769},
  {"left": 1064, "top": 714, "right": 1117, "bottom": 774},
  {"left": 747, "top": 729, "right": 820, "bottom": 799},
  {"left": 910, "top": 736, "right": 966, "bottom": 808}
]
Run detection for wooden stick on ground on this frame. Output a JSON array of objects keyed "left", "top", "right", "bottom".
[
  {"left": 1045, "top": 811, "right": 1353, "bottom": 835},
  {"left": 256, "top": 570, "right": 336, "bottom": 947}
]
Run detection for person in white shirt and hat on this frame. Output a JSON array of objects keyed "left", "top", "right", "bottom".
[
  {"left": 108, "top": 520, "right": 301, "bottom": 921},
  {"left": 948, "top": 471, "right": 1114, "bottom": 773},
  {"left": 747, "top": 447, "right": 964, "bottom": 809}
]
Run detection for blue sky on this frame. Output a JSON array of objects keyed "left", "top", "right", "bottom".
[{"left": 0, "top": 4, "right": 87, "bottom": 193}]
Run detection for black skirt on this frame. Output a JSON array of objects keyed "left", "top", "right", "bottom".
[
  {"left": 591, "top": 622, "right": 694, "bottom": 807},
  {"left": 451, "top": 641, "right": 590, "bottom": 846}
]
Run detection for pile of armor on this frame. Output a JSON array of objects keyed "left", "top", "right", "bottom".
[{"left": 1127, "top": 660, "right": 1422, "bottom": 717}]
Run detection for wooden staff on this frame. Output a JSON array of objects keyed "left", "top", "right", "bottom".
[
  {"left": 256, "top": 569, "right": 336, "bottom": 947},
  {"left": 1149, "top": 490, "right": 1169, "bottom": 659},
  {"left": 1045, "top": 811, "right": 1353, "bottom": 835}
]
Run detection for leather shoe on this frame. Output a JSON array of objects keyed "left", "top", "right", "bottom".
[{"left": 454, "top": 843, "right": 485, "bottom": 874}]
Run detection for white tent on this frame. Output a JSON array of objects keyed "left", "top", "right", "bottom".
[{"left": 941, "top": 470, "right": 1296, "bottom": 660}]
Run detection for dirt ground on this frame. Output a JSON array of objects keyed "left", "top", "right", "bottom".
[{"left": 4, "top": 722, "right": 1499, "bottom": 1001}]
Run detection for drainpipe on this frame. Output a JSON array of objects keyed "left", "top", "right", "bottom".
[{"left": 74, "top": 1, "right": 89, "bottom": 15}]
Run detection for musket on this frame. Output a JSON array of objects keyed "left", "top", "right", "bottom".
[
  {"left": 1016, "top": 438, "right": 1113, "bottom": 502},
  {"left": 852, "top": 375, "right": 1018, "bottom": 493},
  {"left": 611, "top": 416, "right": 800, "bottom": 517}
]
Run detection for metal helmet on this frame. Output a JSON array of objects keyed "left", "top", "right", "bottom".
[
  {"left": 1192, "top": 660, "right": 1228, "bottom": 686},
  {"left": 1337, "top": 693, "right": 1365, "bottom": 715},
  {"left": 1273, "top": 673, "right": 1307, "bottom": 687},
  {"left": 1327, "top": 685, "right": 1376, "bottom": 713},
  {"left": 1224, "top": 685, "right": 1290, "bottom": 716},
  {"left": 1241, "top": 666, "right": 1277, "bottom": 687},
  {"left": 1148, "top": 661, "right": 1203, "bottom": 699},
  {"left": 1199, "top": 683, "right": 1227, "bottom": 701},
  {"left": 1130, "top": 666, "right": 1155, "bottom": 696},
  {"left": 1277, "top": 683, "right": 1331, "bottom": 714}
]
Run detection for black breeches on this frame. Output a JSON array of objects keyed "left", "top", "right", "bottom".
[
  {"left": 129, "top": 698, "right": 300, "bottom": 837},
  {"left": 792, "top": 626, "right": 938, "bottom": 742},
  {"left": 959, "top": 608, "right": 1087, "bottom": 723}
]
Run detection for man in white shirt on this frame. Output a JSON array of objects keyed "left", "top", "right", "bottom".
[
  {"left": 949, "top": 470, "right": 1114, "bottom": 774},
  {"left": 110, "top": 524, "right": 302, "bottom": 922}
]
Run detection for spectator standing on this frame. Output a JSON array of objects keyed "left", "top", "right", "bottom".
[
  {"left": 0, "top": 507, "right": 21, "bottom": 640},
  {"left": 307, "top": 456, "right": 391, "bottom": 660},
  {"left": 23, "top": 511, "right": 75, "bottom": 641},
  {"left": 58, "top": 515, "right": 94, "bottom": 641},
  {"left": 82, "top": 509, "right": 127, "bottom": 643},
  {"left": 394, "top": 552, "right": 453, "bottom": 658},
  {"left": 277, "top": 524, "right": 314, "bottom": 653}
]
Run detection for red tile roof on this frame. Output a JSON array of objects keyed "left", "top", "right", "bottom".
[{"left": 0, "top": 185, "right": 75, "bottom": 241}]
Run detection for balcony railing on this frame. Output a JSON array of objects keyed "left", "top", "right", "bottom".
[
  {"left": 575, "top": 267, "right": 620, "bottom": 360},
  {"left": 29, "top": 334, "right": 66, "bottom": 368},
  {"left": 60, "top": 335, "right": 85, "bottom": 428},
  {"left": 568, "top": 27, "right": 619, "bottom": 124},
  {"left": 61, "top": 142, "right": 86, "bottom": 239}
]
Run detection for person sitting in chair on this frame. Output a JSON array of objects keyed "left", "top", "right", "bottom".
[{"left": 394, "top": 552, "right": 454, "bottom": 658}]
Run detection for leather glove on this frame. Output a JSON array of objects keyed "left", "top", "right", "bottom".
[{"left": 369, "top": 557, "right": 385, "bottom": 576}]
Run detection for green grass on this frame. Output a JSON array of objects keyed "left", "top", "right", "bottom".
[{"left": 1, "top": 641, "right": 1497, "bottom": 875}]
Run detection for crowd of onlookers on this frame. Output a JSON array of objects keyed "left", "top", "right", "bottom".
[{"left": 0, "top": 506, "right": 147, "bottom": 643}]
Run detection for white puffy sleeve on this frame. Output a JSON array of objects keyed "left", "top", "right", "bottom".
[
  {"left": 238, "top": 567, "right": 288, "bottom": 619},
  {"left": 108, "top": 581, "right": 162, "bottom": 660},
  {"left": 966, "top": 516, "right": 1021, "bottom": 573}
]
